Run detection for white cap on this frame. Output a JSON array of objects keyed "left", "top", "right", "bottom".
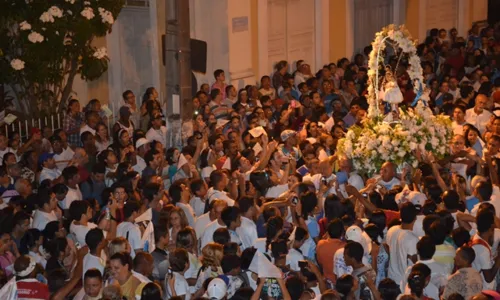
[
  {"left": 135, "top": 138, "right": 149, "bottom": 149},
  {"left": 407, "top": 191, "right": 427, "bottom": 207},
  {"left": 345, "top": 225, "right": 371, "bottom": 255},
  {"left": 207, "top": 278, "right": 227, "bottom": 300}
]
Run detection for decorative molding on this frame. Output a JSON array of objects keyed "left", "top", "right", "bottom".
[
  {"left": 257, "top": 0, "right": 268, "bottom": 79},
  {"left": 229, "top": 68, "right": 255, "bottom": 80}
]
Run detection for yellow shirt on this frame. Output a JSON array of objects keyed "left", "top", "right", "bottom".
[{"left": 120, "top": 274, "right": 142, "bottom": 300}]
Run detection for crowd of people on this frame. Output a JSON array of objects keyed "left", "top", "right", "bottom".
[{"left": 1, "top": 21, "right": 500, "bottom": 300}]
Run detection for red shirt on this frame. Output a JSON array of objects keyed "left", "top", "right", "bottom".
[
  {"left": 383, "top": 209, "right": 400, "bottom": 226},
  {"left": 16, "top": 279, "right": 50, "bottom": 300}
]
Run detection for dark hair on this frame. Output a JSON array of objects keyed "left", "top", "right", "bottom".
[
  {"left": 422, "top": 214, "right": 440, "bottom": 235},
  {"left": 140, "top": 282, "right": 162, "bottom": 300},
  {"left": 336, "top": 274, "right": 354, "bottom": 299},
  {"left": 69, "top": 200, "right": 89, "bottom": 221},
  {"left": 169, "top": 248, "right": 189, "bottom": 272},
  {"left": 169, "top": 181, "right": 185, "bottom": 204},
  {"left": 221, "top": 254, "right": 241, "bottom": 274},
  {"left": 47, "top": 237, "right": 68, "bottom": 258},
  {"left": 176, "top": 228, "right": 194, "bottom": 249},
  {"left": 458, "top": 246, "right": 476, "bottom": 264},
  {"left": 19, "top": 229, "right": 42, "bottom": 255},
  {"left": 476, "top": 181, "right": 493, "bottom": 201},
  {"left": 408, "top": 270, "right": 428, "bottom": 298},
  {"left": 214, "top": 69, "right": 224, "bottom": 79},
  {"left": 213, "top": 228, "right": 231, "bottom": 245},
  {"left": 238, "top": 196, "right": 255, "bottom": 214},
  {"left": 62, "top": 166, "right": 79, "bottom": 182},
  {"left": 85, "top": 228, "right": 104, "bottom": 251},
  {"left": 300, "top": 191, "right": 318, "bottom": 218},
  {"left": 241, "top": 247, "right": 256, "bottom": 270},
  {"left": 190, "top": 179, "right": 205, "bottom": 195},
  {"left": 324, "top": 194, "right": 353, "bottom": 221},
  {"left": 378, "top": 278, "right": 401, "bottom": 300},
  {"left": 47, "top": 269, "right": 68, "bottom": 292},
  {"left": 452, "top": 227, "right": 470, "bottom": 247},
  {"left": 144, "top": 149, "right": 159, "bottom": 167},
  {"left": 265, "top": 216, "right": 284, "bottom": 252},
  {"left": 123, "top": 201, "right": 140, "bottom": 220},
  {"left": 417, "top": 235, "right": 436, "bottom": 260},
  {"left": 327, "top": 218, "right": 344, "bottom": 239},
  {"left": 285, "top": 275, "right": 305, "bottom": 300},
  {"left": 223, "top": 242, "right": 239, "bottom": 255},
  {"left": 110, "top": 252, "right": 133, "bottom": 271},
  {"left": 154, "top": 225, "right": 169, "bottom": 243},
  {"left": 271, "top": 239, "right": 288, "bottom": 259},
  {"left": 344, "top": 241, "right": 364, "bottom": 263},
  {"left": 142, "top": 182, "right": 161, "bottom": 202},
  {"left": 400, "top": 202, "right": 417, "bottom": 224},
  {"left": 221, "top": 206, "right": 240, "bottom": 228},
  {"left": 84, "top": 268, "right": 103, "bottom": 281},
  {"left": 476, "top": 208, "right": 495, "bottom": 233}
]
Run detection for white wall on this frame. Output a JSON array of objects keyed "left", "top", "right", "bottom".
[{"left": 190, "top": 0, "right": 230, "bottom": 89}]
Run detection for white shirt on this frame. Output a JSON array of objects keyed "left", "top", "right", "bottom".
[
  {"left": 412, "top": 215, "right": 426, "bottom": 238},
  {"left": 236, "top": 216, "right": 258, "bottom": 250},
  {"left": 387, "top": 225, "right": 419, "bottom": 282},
  {"left": 32, "top": 209, "right": 57, "bottom": 231},
  {"left": 190, "top": 196, "right": 205, "bottom": 217},
  {"left": 265, "top": 184, "right": 289, "bottom": 198},
  {"left": 69, "top": 221, "right": 98, "bottom": 247},
  {"left": 449, "top": 88, "right": 461, "bottom": 100},
  {"left": 206, "top": 187, "right": 235, "bottom": 206},
  {"left": 80, "top": 125, "right": 96, "bottom": 136},
  {"left": 465, "top": 108, "right": 492, "bottom": 135},
  {"left": 378, "top": 177, "right": 401, "bottom": 190},
  {"left": 166, "top": 272, "right": 191, "bottom": 300},
  {"left": 133, "top": 156, "right": 146, "bottom": 174},
  {"left": 200, "top": 220, "right": 225, "bottom": 248},
  {"left": 176, "top": 202, "right": 196, "bottom": 227},
  {"left": 471, "top": 198, "right": 500, "bottom": 219},
  {"left": 401, "top": 259, "right": 448, "bottom": 298},
  {"left": 105, "top": 166, "right": 117, "bottom": 187},
  {"left": 53, "top": 148, "right": 74, "bottom": 171},
  {"left": 348, "top": 172, "right": 365, "bottom": 191},
  {"left": 253, "top": 238, "right": 269, "bottom": 255},
  {"left": 116, "top": 221, "right": 143, "bottom": 257},
  {"left": 146, "top": 126, "right": 168, "bottom": 148},
  {"left": 471, "top": 230, "right": 500, "bottom": 290},
  {"left": 194, "top": 213, "right": 212, "bottom": 240},
  {"left": 286, "top": 248, "right": 305, "bottom": 272},
  {"left": 39, "top": 167, "right": 61, "bottom": 183},
  {"left": 82, "top": 252, "right": 105, "bottom": 278},
  {"left": 451, "top": 121, "right": 466, "bottom": 136},
  {"left": 132, "top": 270, "right": 151, "bottom": 283},
  {"left": 61, "top": 185, "right": 82, "bottom": 210}
]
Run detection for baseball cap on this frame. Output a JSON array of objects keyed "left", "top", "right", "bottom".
[
  {"left": 119, "top": 106, "right": 131, "bottom": 116},
  {"left": 345, "top": 225, "right": 372, "bottom": 254},
  {"left": 407, "top": 191, "right": 427, "bottom": 208},
  {"left": 135, "top": 138, "right": 149, "bottom": 149},
  {"left": 280, "top": 130, "right": 296, "bottom": 142},
  {"left": 207, "top": 278, "right": 227, "bottom": 300},
  {"left": 38, "top": 152, "right": 55, "bottom": 166}
]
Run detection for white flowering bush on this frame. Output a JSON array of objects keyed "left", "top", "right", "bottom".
[
  {"left": 337, "top": 25, "right": 453, "bottom": 175},
  {"left": 0, "top": 0, "right": 124, "bottom": 116}
]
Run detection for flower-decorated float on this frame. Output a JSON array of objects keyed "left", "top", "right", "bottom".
[{"left": 336, "top": 25, "right": 453, "bottom": 175}]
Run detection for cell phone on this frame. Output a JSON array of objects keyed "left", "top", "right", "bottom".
[
  {"left": 291, "top": 196, "right": 299, "bottom": 205},
  {"left": 298, "top": 260, "right": 308, "bottom": 269},
  {"left": 321, "top": 177, "right": 327, "bottom": 185}
]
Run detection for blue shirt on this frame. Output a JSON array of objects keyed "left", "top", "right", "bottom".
[{"left": 466, "top": 196, "right": 480, "bottom": 213}]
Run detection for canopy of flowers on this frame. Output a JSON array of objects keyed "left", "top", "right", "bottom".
[
  {"left": 337, "top": 25, "right": 453, "bottom": 175},
  {"left": 0, "top": 0, "right": 124, "bottom": 116}
]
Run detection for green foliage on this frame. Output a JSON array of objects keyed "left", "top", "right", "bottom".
[{"left": 0, "top": 0, "right": 125, "bottom": 116}]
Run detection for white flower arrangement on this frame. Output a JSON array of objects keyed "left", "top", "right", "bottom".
[
  {"left": 19, "top": 21, "right": 31, "bottom": 31},
  {"left": 65, "top": 0, "right": 75, "bottom": 3},
  {"left": 39, "top": 11, "right": 55, "bottom": 23},
  {"left": 81, "top": 7, "right": 95, "bottom": 20},
  {"left": 28, "top": 31, "right": 44, "bottom": 43},
  {"left": 10, "top": 59, "right": 25, "bottom": 71},
  {"left": 98, "top": 7, "right": 114, "bottom": 24},
  {"left": 337, "top": 25, "right": 452, "bottom": 175},
  {"left": 93, "top": 47, "right": 107, "bottom": 59},
  {"left": 337, "top": 101, "right": 453, "bottom": 175}
]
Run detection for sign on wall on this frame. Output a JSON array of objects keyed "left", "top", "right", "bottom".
[{"left": 232, "top": 16, "right": 249, "bottom": 33}]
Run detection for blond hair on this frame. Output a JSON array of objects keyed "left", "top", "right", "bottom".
[{"left": 201, "top": 243, "right": 224, "bottom": 267}]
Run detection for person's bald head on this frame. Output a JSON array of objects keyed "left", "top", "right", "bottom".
[
  {"left": 339, "top": 156, "right": 352, "bottom": 173},
  {"left": 380, "top": 162, "right": 396, "bottom": 182},
  {"left": 475, "top": 94, "right": 488, "bottom": 110},
  {"left": 319, "top": 159, "right": 334, "bottom": 177}
]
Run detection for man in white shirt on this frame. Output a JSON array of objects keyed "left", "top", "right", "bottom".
[
  {"left": 223, "top": 85, "right": 238, "bottom": 108},
  {"left": 38, "top": 153, "right": 62, "bottom": 184},
  {"left": 80, "top": 111, "right": 99, "bottom": 137},
  {"left": 401, "top": 236, "right": 448, "bottom": 299},
  {"left": 61, "top": 166, "right": 83, "bottom": 210},
  {"left": 73, "top": 269, "right": 103, "bottom": 300},
  {"left": 471, "top": 208, "right": 500, "bottom": 290},
  {"left": 50, "top": 134, "right": 74, "bottom": 171},
  {"left": 83, "top": 228, "right": 107, "bottom": 277},
  {"left": 117, "top": 201, "right": 144, "bottom": 258},
  {"left": 146, "top": 113, "right": 168, "bottom": 148},
  {"left": 448, "top": 77, "right": 461, "bottom": 100},
  {"left": 190, "top": 179, "right": 208, "bottom": 217},
  {"left": 201, "top": 206, "right": 241, "bottom": 249},
  {"left": 387, "top": 202, "right": 419, "bottom": 282},
  {"left": 194, "top": 199, "right": 227, "bottom": 240},
  {"left": 69, "top": 200, "right": 100, "bottom": 247},
  {"left": 378, "top": 162, "right": 401, "bottom": 190},
  {"left": 170, "top": 181, "right": 196, "bottom": 227},
  {"left": 132, "top": 252, "right": 154, "bottom": 283},
  {"left": 235, "top": 197, "right": 258, "bottom": 250},
  {"left": 133, "top": 138, "right": 149, "bottom": 174},
  {"left": 465, "top": 94, "right": 492, "bottom": 135},
  {"left": 338, "top": 157, "right": 365, "bottom": 191},
  {"left": 470, "top": 181, "right": 500, "bottom": 219},
  {"left": 206, "top": 170, "right": 236, "bottom": 206},
  {"left": 32, "top": 190, "right": 59, "bottom": 231}
]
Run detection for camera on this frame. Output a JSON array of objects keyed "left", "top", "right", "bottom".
[
  {"left": 321, "top": 177, "right": 327, "bottom": 185},
  {"left": 298, "top": 260, "right": 308, "bottom": 269}
]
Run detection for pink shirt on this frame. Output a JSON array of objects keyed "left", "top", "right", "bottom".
[
  {"left": 0, "top": 251, "right": 16, "bottom": 277},
  {"left": 211, "top": 82, "right": 227, "bottom": 100}
]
